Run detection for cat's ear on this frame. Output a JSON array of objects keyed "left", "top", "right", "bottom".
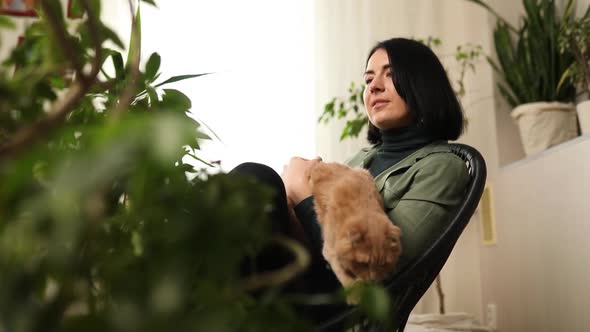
[
  {"left": 388, "top": 237, "right": 399, "bottom": 248},
  {"left": 349, "top": 232, "right": 364, "bottom": 244}
]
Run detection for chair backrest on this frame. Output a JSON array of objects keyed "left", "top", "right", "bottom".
[{"left": 319, "top": 143, "right": 487, "bottom": 332}]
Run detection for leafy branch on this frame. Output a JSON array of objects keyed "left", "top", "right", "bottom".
[
  {"left": 0, "top": 0, "right": 106, "bottom": 160},
  {"left": 558, "top": 0, "right": 590, "bottom": 96}
]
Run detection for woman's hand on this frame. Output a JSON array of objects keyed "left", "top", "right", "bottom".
[{"left": 281, "top": 156, "right": 321, "bottom": 206}]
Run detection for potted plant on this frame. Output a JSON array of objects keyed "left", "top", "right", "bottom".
[
  {"left": 466, "top": 0, "right": 578, "bottom": 156},
  {"left": 559, "top": 1, "right": 590, "bottom": 135}
]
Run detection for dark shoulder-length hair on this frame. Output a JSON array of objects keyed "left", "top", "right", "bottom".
[{"left": 365, "top": 38, "right": 465, "bottom": 145}]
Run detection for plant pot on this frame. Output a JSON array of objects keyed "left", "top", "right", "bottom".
[
  {"left": 576, "top": 100, "right": 590, "bottom": 135},
  {"left": 511, "top": 102, "right": 578, "bottom": 156}
]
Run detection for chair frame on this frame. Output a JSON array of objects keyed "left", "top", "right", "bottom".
[{"left": 318, "top": 143, "right": 487, "bottom": 332}]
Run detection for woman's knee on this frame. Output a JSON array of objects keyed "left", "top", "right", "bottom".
[
  {"left": 230, "top": 161, "right": 290, "bottom": 226},
  {"left": 230, "top": 162, "right": 285, "bottom": 191}
]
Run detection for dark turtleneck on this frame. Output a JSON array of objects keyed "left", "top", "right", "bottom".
[{"left": 367, "top": 126, "right": 433, "bottom": 177}]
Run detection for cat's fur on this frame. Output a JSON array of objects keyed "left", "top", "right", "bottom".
[{"left": 308, "top": 162, "right": 402, "bottom": 287}]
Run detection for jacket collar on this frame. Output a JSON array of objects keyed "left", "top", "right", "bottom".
[{"left": 357, "top": 141, "right": 449, "bottom": 191}]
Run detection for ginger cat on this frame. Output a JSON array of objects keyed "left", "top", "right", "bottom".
[{"left": 309, "top": 162, "right": 402, "bottom": 287}]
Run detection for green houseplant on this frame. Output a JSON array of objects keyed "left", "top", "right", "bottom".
[
  {"left": 467, "top": 0, "right": 579, "bottom": 156},
  {"left": 0, "top": 1, "right": 294, "bottom": 331},
  {"left": 558, "top": 0, "right": 590, "bottom": 134},
  {"left": 0, "top": 1, "right": 397, "bottom": 331}
]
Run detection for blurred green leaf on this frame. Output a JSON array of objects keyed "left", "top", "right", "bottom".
[
  {"left": 101, "top": 24, "right": 125, "bottom": 50},
  {"left": 110, "top": 51, "right": 125, "bottom": 79},
  {"left": 145, "top": 52, "right": 161, "bottom": 82},
  {"left": 126, "top": 4, "right": 141, "bottom": 70},
  {"left": 161, "top": 89, "right": 192, "bottom": 111},
  {"left": 141, "top": 0, "right": 158, "bottom": 7},
  {"left": 154, "top": 73, "right": 212, "bottom": 88}
]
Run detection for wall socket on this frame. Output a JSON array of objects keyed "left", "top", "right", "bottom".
[{"left": 486, "top": 303, "right": 498, "bottom": 330}]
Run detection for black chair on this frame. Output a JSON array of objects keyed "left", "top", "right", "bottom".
[{"left": 317, "top": 143, "right": 487, "bottom": 332}]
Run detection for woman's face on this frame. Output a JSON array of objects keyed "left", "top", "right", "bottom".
[{"left": 363, "top": 48, "right": 413, "bottom": 130}]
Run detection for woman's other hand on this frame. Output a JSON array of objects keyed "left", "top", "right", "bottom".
[{"left": 281, "top": 156, "right": 321, "bottom": 206}]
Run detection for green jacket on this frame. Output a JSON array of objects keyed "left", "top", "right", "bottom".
[{"left": 345, "top": 141, "right": 469, "bottom": 273}]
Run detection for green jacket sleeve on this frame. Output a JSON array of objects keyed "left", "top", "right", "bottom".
[{"left": 384, "top": 153, "right": 469, "bottom": 272}]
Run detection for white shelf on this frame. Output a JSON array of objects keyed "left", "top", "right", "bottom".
[{"left": 500, "top": 134, "right": 590, "bottom": 172}]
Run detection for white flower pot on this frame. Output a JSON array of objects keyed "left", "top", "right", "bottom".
[
  {"left": 576, "top": 100, "right": 590, "bottom": 135},
  {"left": 511, "top": 102, "right": 578, "bottom": 156}
]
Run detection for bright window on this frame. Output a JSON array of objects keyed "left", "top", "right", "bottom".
[{"left": 141, "top": 0, "right": 316, "bottom": 173}]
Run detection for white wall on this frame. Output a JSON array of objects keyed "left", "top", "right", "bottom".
[
  {"left": 482, "top": 136, "right": 590, "bottom": 332},
  {"left": 476, "top": 1, "right": 590, "bottom": 331}
]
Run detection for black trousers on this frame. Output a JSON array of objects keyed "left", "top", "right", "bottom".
[
  {"left": 230, "top": 162, "right": 291, "bottom": 235},
  {"left": 229, "top": 162, "right": 340, "bottom": 290},
  {"left": 230, "top": 163, "right": 345, "bottom": 327}
]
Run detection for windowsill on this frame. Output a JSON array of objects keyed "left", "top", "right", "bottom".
[{"left": 500, "top": 134, "right": 590, "bottom": 172}]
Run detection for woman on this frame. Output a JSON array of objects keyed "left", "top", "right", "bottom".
[
  {"left": 283, "top": 37, "right": 468, "bottom": 279},
  {"left": 235, "top": 37, "right": 469, "bottom": 293}
]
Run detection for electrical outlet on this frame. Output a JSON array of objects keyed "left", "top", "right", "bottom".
[{"left": 486, "top": 303, "right": 497, "bottom": 330}]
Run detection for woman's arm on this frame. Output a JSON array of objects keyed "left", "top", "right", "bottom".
[
  {"left": 281, "top": 156, "right": 324, "bottom": 254},
  {"left": 293, "top": 197, "right": 323, "bottom": 255}
]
